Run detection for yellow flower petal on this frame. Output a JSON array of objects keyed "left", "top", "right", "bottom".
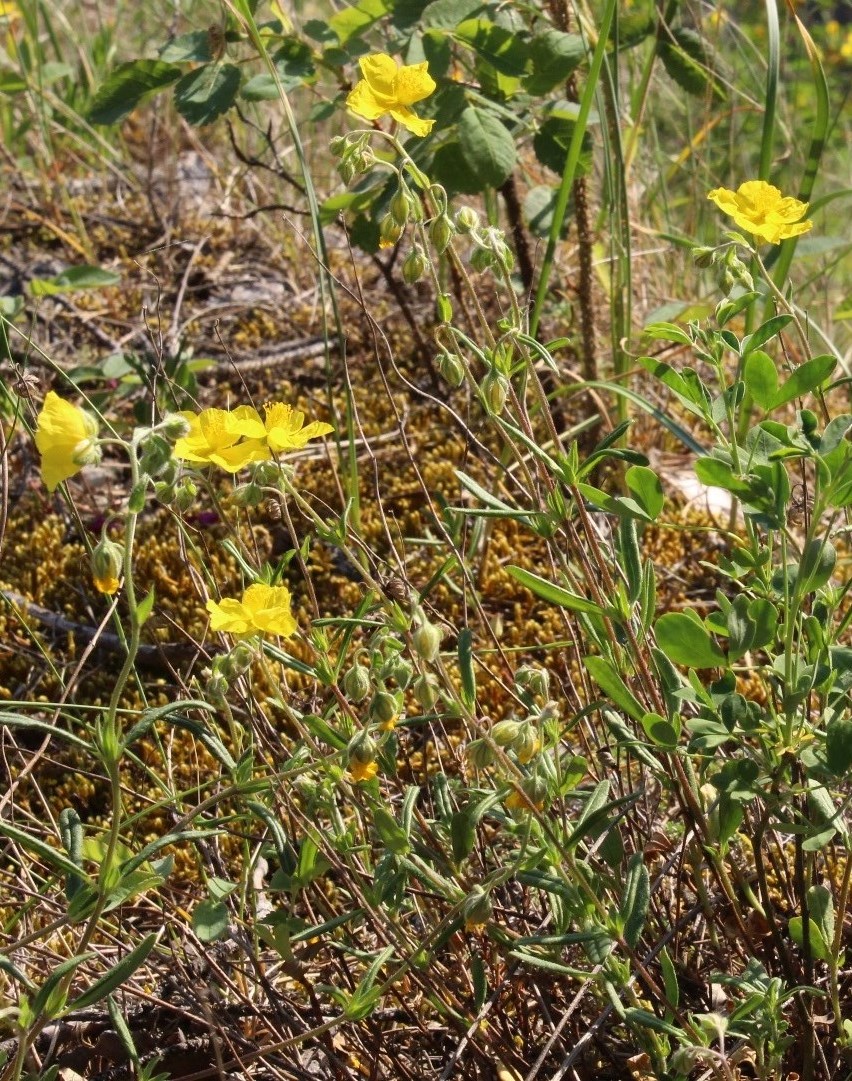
[
  {"left": 708, "top": 180, "right": 812, "bottom": 244},
  {"left": 34, "top": 391, "right": 98, "bottom": 492},
  {"left": 93, "top": 574, "right": 121, "bottom": 595},
  {"left": 206, "top": 597, "right": 253, "bottom": 635},
  {"left": 349, "top": 758, "right": 379, "bottom": 783},
  {"left": 241, "top": 583, "right": 297, "bottom": 637},
  {"left": 346, "top": 53, "right": 435, "bottom": 137}
]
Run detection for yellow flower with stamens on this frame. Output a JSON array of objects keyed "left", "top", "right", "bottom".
[
  {"left": 349, "top": 758, "right": 379, "bottom": 783},
  {"left": 228, "top": 402, "right": 334, "bottom": 453},
  {"left": 206, "top": 583, "right": 297, "bottom": 639},
  {"left": 346, "top": 54, "right": 436, "bottom": 137},
  {"left": 174, "top": 407, "right": 267, "bottom": 472},
  {"left": 707, "top": 180, "right": 813, "bottom": 244},
  {"left": 34, "top": 391, "right": 101, "bottom": 492}
]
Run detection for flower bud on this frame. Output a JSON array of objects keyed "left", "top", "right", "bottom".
[
  {"left": 412, "top": 616, "right": 442, "bottom": 663},
  {"left": 218, "top": 642, "right": 254, "bottom": 681},
  {"left": 343, "top": 663, "right": 371, "bottom": 703},
  {"left": 481, "top": 370, "right": 509, "bottom": 416},
  {"left": 347, "top": 729, "right": 379, "bottom": 782},
  {"left": 339, "top": 158, "right": 356, "bottom": 185},
  {"left": 514, "top": 724, "right": 541, "bottom": 765},
  {"left": 515, "top": 665, "right": 550, "bottom": 700},
  {"left": 491, "top": 719, "right": 521, "bottom": 747},
  {"left": 430, "top": 213, "right": 455, "bottom": 254},
  {"left": 691, "top": 245, "right": 716, "bottom": 269},
  {"left": 379, "top": 215, "right": 404, "bottom": 250},
  {"left": 232, "top": 482, "right": 264, "bottom": 508},
  {"left": 205, "top": 669, "right": 229, "bottom": 703},
  {"left": 173, "top": 478, "right": 197, "bottom": 511},
  {"left": 138, "top": 433, "right": 173, "bottom": 477},
  {"left": 369, "top": 689, "right": 400, "bottom": 727},
  {"left": 91, "top": 537, "right": 123, "bottom": 596},
  {"left": 390, "top": 187, "right": 412, "bottom": 227},
  {"left": 154, "top": 481, "right": 176, "bottom": 504},
  {"left": 437, "top": 351, "right": 465, "bottom": 388},
  {"left": 381, "top": 656, "right": 412, "bottom": 690},
  {"left": 402, "top": 245, "right": 427, "bottom": 285},
  {"left": 466, "top": 738, "right": 495, "bottom": 769},
  {"left": 413, "top": 674, "right": 439, "bottom": 710},
  {"left": 506, "top": 775, "right": 549, "bottom": 813},
  {"left": 455, "top": 206, "right": 480, "bottom": 234},
  {"left": 470, "top": 245, "right": 494, "bottom": 273},
  {"left": 159, "top": 413, "right": 192, "bottom": 440},
  {"left": 462, "top": 886, "right": 492, "bottom": 931},
  {"left": 329, "top": 135, "right": 348, "bottom": 158}
]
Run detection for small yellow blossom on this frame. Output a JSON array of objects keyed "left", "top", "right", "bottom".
[
  {"left": 707, "top": 180, "right": 813, "bottom": 244},
  {"left": 206, "top": 583, "right": 297, "bottom": 638},
  {"left": 174, "top": 407, "right": 267, "bottom": 472},
  {"left": 349, "top": 758, "right": 379, "bottom": 783},
  {"left": 93, "top": 574, "right": 120, "bottom": 596},
  {"left": 34, "top": 391, "right": 101, "bottom": 492},
  {"left": 346, "top": 54, "right": 436, "bottom": 137},
  {"left": 228, "top": 401, "right": 334, "bottom": 453}
]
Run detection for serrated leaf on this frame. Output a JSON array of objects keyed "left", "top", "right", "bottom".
[
  {"left": 159, "top": 30, "right": 214, "bottom": 62},
  {"left": 174, "top": 62, "right": 241, "bottom": 126},
  {"left": 524, "top": 29, "right": 585, "bottom": 94},
  {"left": 89, "top": 60, "right": 181, "bottom": 125},
  {"left": 457, "top": 105, "right": 516, "bottom": 188},
  {"left": 658, "top": 26, "right": 724, "bottom": 99},
  {"left": 655, "top": 612, "right": 726, "bottom": 668}
]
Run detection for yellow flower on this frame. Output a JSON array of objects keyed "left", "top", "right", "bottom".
[
  {"left": 227, "top": 401, "right": 334, "bottom": 453},
  {"left": 206, "top": 583, "right": 297, "bottom": 639},
  {"left": 349, "top": 758, "right": 379, "bottom": 783},
  {"left": 94, "top": 574, "right": 120, "bottom": 596},
  {"left": 707, "top": 180, "right": 813, "bottom": 244},
  {"left": 34, "top": 391, "right": 101, "bottom": 492},
  {"left": 346, "top": 54, "right": 436, "bottom": 137},
  {"left": 173, "top": 407, "right": 268, "bottom": 472}
]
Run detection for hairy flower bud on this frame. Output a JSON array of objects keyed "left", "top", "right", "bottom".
[
  {"left": 402, "top": 244, "right": 428, "bottom": 285},
  {"left": 91, "top": 537, "right": 123, "bottom": 596},
  {"left": 413, "top": 674, "right": 439, "bottom": 710},
  {"left": 390, "top": 187, "right": 413, "bottom": 227},
  {"left": 466, "top": 738, "right": 495, "bottom": 769},
  {"left": 462, "top": 886, "right": 493, "bottom": 931},
  {"left": 491, "top": 719, "right": 521, "bottom": 747},
  {"left": 343, "top": 662, "right": 371, "bottom": 703},
  {"left": 379, "top": 215, "right": 404, "bottom": 250},
  {"left": 481, "top": 370, "right": 509, "bottom": 416},
  {"left": 348, "top": 728, "right": 378, "bottom": 765},
  {"left": 455, "top": 206, "right": 480, "bottom": 234},
  {"left": 173, "top": 478, "right": 197, "bottom": 511},
  {"left": 412, "top": 616, "right": 442, "bottom": 663},
  {"left": 514, "top": 724, "right": 541, "bottom": 765},
  {"left": 232, "top": 482, "right": 264, "bottom": 508},
  {"left": 470, "top": 245, "right": 494, "bottom": 273},
  {"left": 369, "top": 689, "right": 400, "bottom": 727},
  {"left": 430, "top": 213, "right": 455, "bottom": 254},
  {"left": 515, "top": 665, "right": 550, "bottom": 700},
  {"left": 436, "top": 351, "right": 465, "bottom": 388},
  {"left": 127, "top": 481, "right": 147, "bottom": 514},
  {"left": 138, "top": 433, "right": 173, "bottom": 477},
  {"left": 159, "top": 413, "right": 192, "bottom": 440}
]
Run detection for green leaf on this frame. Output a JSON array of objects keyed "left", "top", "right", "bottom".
[
  {"left": 826, "top": 716, "right": 852, "bottom": 776},
  {"left": 373, "top": 808, "right": 410, "bottom": 855},
  {"left": 772, "top": 354, "right": 836, "bottom": 408},
  {"left": 640, "top": 712, "right": 679, "bottom": 749},
  {"left": 455, "top": 19, "right": 528, "bottom": 76},
  {"left": 657, "top": 26, "right": 723, "bottom": 99},
  {"left": 524, "top": 29, "right": 585, "bottom": 94},
  {"left": 28, "top": 265, "right": 120, "bottom": 297},
  {"left": 693, "top": 457, "right": 752, "bottom": 496},
  {"left": 420, "top": 0, "right": 485, "bottom": 30},
  {"left": 192, "top": 899, "right": 230, "bottom": 942},
  {"left": 625, "top": 465, "right": 664, "bottom": 521},
  {"left": 89, "top": 60, "right": 181, "bottom": 125},
  {"left": 744, "top": 350, "right": 778, "bottom": 410},
  {"left": 743, "top": 314, "right": 794, "bottom": 354},
  {"left": 788, "top": 916, "right": 830, "bottom": 962},
  {"left": 619, "top": 854, "right": 649, "bottom": 948},
  {"left": 174, "top": 62, "right": 241, "bottom": 126},
  {"left": 451, "top": 809, "right": 476, "bottom": 863},
  {"left": 655, "top": 612, "right": 726, "bottom": 668},
  {"left": 136, "top": 587, "right": 155, "bottom": 627},
  {"left": 584, "top": 656, "right": 645, "bottom": 722},
  {"left": 533, "top": 108, "right": 593, "bottom": 177},
  {"left": 797, "top": 539, "right": 836, "bottom": 595},
  {"left": 458, "top": 627, "right": 476, "bottom": 708},
  {"left": 507, "top": 566, "right": 605, "bottom": 616},
  {"left": 457, "top": 105, "right": 516, "bottom": 188},
  {"left": 329, "top": 0, "right": 388, "bottom": 42},
  {"left": 66, "top": 934, "right": 157, "bottom": 1011},
  {"left": 159, "top": 30, "right": 214, "bottom": 62}
]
